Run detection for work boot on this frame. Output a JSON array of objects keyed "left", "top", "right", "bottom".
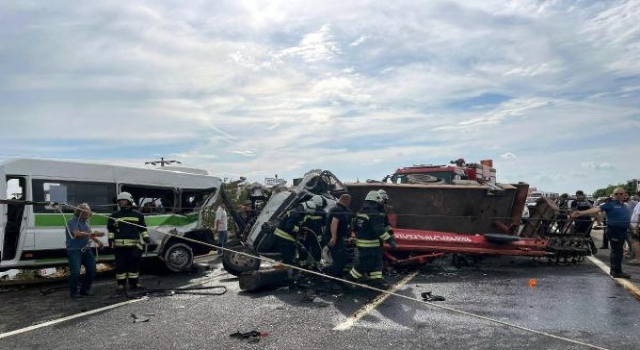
[
  {"left": 79, "top": 289, "right": 95, "bottom": 297},
  {"left": 342, "top": 274, "right": 358, "bottom": 290},
  {"left": 369, "top": 279, "right": 391, "bottom": 290},
  {"left": 129, "top": 282, "right": 144, "bottom": 290},
  {"left": 610, "top": 269, "right": 631, "bottom": 279},
  {"left": 116, "top": 284, "right": 126, "bottom": 294}
]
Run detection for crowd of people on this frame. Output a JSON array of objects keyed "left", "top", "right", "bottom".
[{"left": 556, "top": 188, "right": 640, "bottom": 279}]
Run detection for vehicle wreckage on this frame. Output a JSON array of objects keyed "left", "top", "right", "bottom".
[{"left": 220, "top": 162, "right": 593, "bottom": 280}]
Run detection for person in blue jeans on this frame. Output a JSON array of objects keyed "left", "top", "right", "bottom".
[
  {"left": 215, "top": 204, "right": 228, "bottom": 256},
  {"left": 572, "top": 188, "right": 631, "bottom": 279},
  {"left": 65, "top": 203, "right": 105, "bottom": 298}
]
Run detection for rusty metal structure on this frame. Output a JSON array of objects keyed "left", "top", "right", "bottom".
[{"left": 346, "top": 160, "right": 592, "bottom": 265}]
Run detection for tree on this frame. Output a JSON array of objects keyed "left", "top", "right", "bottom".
[{"left": 593, "top": 183, "right": 627, "bottom": 198}]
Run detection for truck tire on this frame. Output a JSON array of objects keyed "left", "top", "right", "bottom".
[
  {"left": 222, "top": 245, "right": 260, "bottom": 276},
  {"left": 163, "top": 242, "right": 194, "bottom": 272}
]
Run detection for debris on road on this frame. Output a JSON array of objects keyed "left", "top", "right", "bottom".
[
  {"left": 130, "top": 313, "right": 150, "bottom": 323},
  {"left": 421, "top": 291, "right": 446, "bottom": 302},
  {"left": 229, "top": 330, "right": 269, "bottom": 343}
]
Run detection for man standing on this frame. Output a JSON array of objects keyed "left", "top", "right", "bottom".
[
  {"left": 108, "top": 192, "right": 149, "bottom": 292},
  {"left": 570, "top": 190, "right": 597, "bottom": 254},
  {"left": 65, "top": 203, "right": 104, "bottom": 298},
  {"left": 571, "top": 187, "right": 631, "bottom": 278},
  {"left": 324, "top": 194, "right": 353, "bottom": 278},
  {"left": 623, "top": 192, "right": 638, "bottom": 259},
  {"left": 347, "top": 190, "right": 397, "bottom": 289},
  {"left": 629, "top": 195, "right": 640, "bottom": 265},
  {"left": 215, "top": 204, "right": 228, "bottom": 257}
]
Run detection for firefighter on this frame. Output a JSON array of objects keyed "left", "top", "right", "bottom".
[
  {"left": 274, "top": 195, "right": 326, "bottom": 268},
  {"left": 107, "top": 192, "right": 150, "bottom": 292},
  {"left": 298, "top": 195, "right": 327, "bottom": 270},
  {"left": 347, "top": 190, "right": 397, "bottom": 289}
]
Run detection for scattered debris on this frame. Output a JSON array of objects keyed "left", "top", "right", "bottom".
[
  {"left": 421, "top": 291, "right": 446, "bottom": 302},
  {"left": 229, "top": 330, "right": 269, "bottom": 343},
  {"left": 130, "top": 313, "right": 150, "bottom": 323}
]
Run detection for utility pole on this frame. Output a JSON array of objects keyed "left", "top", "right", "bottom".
[{"left": 145, "top": 157, "right": 181, "bottom": 167}]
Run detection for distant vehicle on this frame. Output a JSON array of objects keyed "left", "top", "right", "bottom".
[
  {"left": 525, "top": 197, "right": 538, "bottom": 209},
  {"left": 1, "top": 158, "right": 222, "bottom": 273}
]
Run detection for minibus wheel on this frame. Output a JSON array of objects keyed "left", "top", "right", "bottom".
[{"left": 164, "top": 242, "right": 194, "bottom": 272}]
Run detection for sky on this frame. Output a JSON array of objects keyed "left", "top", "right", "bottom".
[{"left": 1, "top": 0, "right": 639, "bottom": 194}]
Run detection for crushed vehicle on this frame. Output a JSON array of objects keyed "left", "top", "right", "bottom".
[{"left": 221, "top": 170, "right": 346, "bottom": 276}]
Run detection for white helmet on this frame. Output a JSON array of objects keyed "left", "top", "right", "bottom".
[
  {"left": 378, "top": 189, "right": 389, "bottom": 202},
  {"left": 117, "top": 192, "right": 135, "bottom": 205},
  {"left": 303, "top": 195, "right": 325, "bottom": 211},
  {"left": 365, "top": 190, "right": 384, "bottom": 204},
  {"left": 310, "top": 195, "right": 326, "bottom": 208}
]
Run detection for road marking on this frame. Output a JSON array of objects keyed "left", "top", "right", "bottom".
[
  {"left": 333, "top": 271, "right": 418, "bottom": 331},
  {"left": 587, "top": 255, "right": 640, "bottom": 301},
  {"left": 0, "top": 297, "right": 147, "bottom": 340}
]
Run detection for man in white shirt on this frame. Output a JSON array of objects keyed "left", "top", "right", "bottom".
[
  {"left": 215, "top": 204, "right": 228, "bottom": 257},
  {"left": 628, "top": 199, "right": 640, "bottom": 265}
]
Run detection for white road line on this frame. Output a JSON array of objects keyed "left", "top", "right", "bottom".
[
  {"left": 0, "top": 297, "right": 147, "bottom": 340},
  {"left": 333, "top": 271, "right": 418, "bottom": 331},
  {"left": 0, "top": 271, "right": 229, "bottom": 340},
  {"left": 587, "top": 256, "right": 640, "bottom": 301}
]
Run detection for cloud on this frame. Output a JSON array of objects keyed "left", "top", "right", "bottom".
[
  {"left": 500, "top": 152, "right": 517, "bottom": 160},
  {"left": 1, "top": 0, "right": 640, "bottom": 194},
  {"left": 349, "top": 35, "right": 369, "bottom": 47},
  {"left": 276, "top": 24, "right": 341, "bottom": 62},
  {"left": 581, "top": 162, "right": 616, "bottom": 171}
]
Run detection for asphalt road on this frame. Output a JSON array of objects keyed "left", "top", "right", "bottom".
[{"left": 1, "top": 249, "right": 639, "bottom": 350}]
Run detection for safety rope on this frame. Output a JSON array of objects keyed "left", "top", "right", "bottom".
[{"left": 47, "top": 201, "right": 609, "bottom": 350}]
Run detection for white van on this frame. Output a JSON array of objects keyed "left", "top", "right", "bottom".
[{"left": 0, "top": 158, "right": 222, "bottom": 272}]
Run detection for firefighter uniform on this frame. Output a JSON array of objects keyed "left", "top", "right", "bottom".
[
  {"left": 274, "top": 195, "right": 326, "bottom": 267},
  {"left": 348, "top": 191, "right": 396, "bottom": 287},
  {"left": 108, "top": 192, "right": 149, "bottom": 290},
  {"left": 298, "top": 205, "right": 326, "bottom": 269}
]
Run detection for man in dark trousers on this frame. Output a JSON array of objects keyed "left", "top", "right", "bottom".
[
  {"left": 107, "top": 192, "right": 149, "bottom": 292},
  {"left": 324, "top": 194, "right": 353, "bottom": 278},
  {"left": 347, "top": 190, "right": 397, "bottom": 289},
  {"left": 570, "top": 190, "right": 597, "bottom": 254},
  {"left": 572, "top": 187, "right": 631, "bottom": 278}
]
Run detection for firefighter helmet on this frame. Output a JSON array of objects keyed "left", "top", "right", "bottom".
[
  {"left": 117, "top": 192, "right": 135, "bottom": 205},
  {"left": 378, "top": 189, "right": 389, "bottom": 202},
  {"left": 365, "top": 190, "right": 384, "bottom": 204},
  {"left": 303, "top": 195, "right": 325, "bottom": 211},
  {"left": 310, "top": 195, "right": 326, "bottom": 208}
]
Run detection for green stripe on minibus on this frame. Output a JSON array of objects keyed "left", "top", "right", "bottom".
[{"left": 34, "top": 214, "right": 198, "bottom": 227}]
